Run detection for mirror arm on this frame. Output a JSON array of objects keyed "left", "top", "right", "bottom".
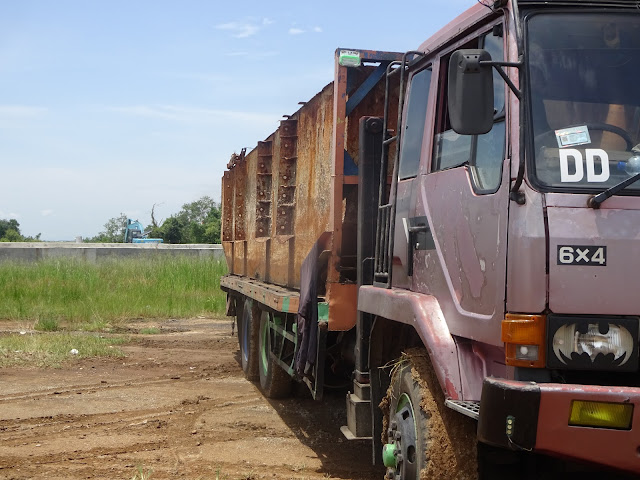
[
  {"left": 479, "top": 60, "right": 522, "bottom": 100},
  {"left": 480, "top": 58, "right": 527, "bottom": 204}
]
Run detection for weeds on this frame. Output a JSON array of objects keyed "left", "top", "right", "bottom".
[
  {"left": 0, "top": 257, "right": 228, "bottom": 327},
  {"left": 34, "top": 318, "right": 59, "bottom": 332},
  {"left": 0, "top": 332, "right": 127, "bottom": 367},
  {"left": 139, "top": 327, "right": 161, "bottom": 335},
  {"left": 129, "top": 466, "right": 152, "bottom": 480}
]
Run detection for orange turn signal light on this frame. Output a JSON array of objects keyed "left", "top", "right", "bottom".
[{"left": 502, "top": 314, "right": 546, "bottom": 368}]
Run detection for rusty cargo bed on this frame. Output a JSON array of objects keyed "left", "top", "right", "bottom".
[{"left": 221, "top": 48, "right": 402, "bottom": 332}]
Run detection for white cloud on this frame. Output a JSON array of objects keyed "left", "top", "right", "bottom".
[
  {"left": 313, "top": 26, "right": 323, "bottom": 33},
  {"left": 105, "top": 104, "right": 278, "bottom": 127},
  {"left": 288, "top": 28, "right": 305, "bottom": 35},
  {"left": 217, "top": 22, "right": 259, "bottom": 38},
  {"left": 226, "top": 50, "right": 278, "bottom": 59},
  {"left": 216, "top": 17, "right": 273, "bottom": 38},
  {"left": 0, "top": 105, "right": 47, "bottom": 118},
  {"left": 41, "top": 209, "right": 54, "bottom": 217},
  {"left": 257, "top": 51, "right": 279, "bottom": 58},
  {"left": 169, "top": 72, "right": 232, "bottom": 82},
  {"left": 0, "top": 210, "right": 20, "bottom": 219},
  {"left": 106, "top": 105, "right": 177, "bottom": 121}
]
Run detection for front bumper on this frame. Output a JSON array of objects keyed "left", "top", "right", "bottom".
[{"left": 477, "top": 378, "right": 640, "bottom": 474}]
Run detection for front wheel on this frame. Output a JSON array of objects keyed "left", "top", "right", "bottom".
[
  {"left": 258, "top": 310, "right": 292, "bottom": 398},
  {"left": 382, "top": 349, "right": 477, "bottom": 480}
]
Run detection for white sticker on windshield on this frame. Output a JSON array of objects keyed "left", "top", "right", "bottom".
[
  {"left": 559, "top": 149, "right": 610, "bottom": 183},
  {"left": 555, "top": 126, "right": 591, "bottom": 148}
]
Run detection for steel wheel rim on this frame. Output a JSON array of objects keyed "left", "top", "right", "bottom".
[{"left": 387, "top": 392, "right": 419, "bottom": 479}]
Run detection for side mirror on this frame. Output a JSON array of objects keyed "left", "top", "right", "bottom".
[{"left": 448, "top": 49, "right": 494, "bottom": 135}]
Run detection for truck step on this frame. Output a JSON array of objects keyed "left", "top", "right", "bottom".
[
  {"left": 445, "top": 399, "right": 480, "bottom": 420},
  {"left": 342, "top": 390, "right": 372, "bottom": 440},
  {"left": 352, "top": 379, "right": 370, "bottom": 400},
  {"left": 340, "top": 425, "right": 371, "bottom": 441}
]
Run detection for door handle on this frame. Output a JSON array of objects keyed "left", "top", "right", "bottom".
[{"left": 408, "top": 224, "right": 429, "bottom": 276}]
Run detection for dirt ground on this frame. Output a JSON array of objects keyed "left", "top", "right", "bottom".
[{"left": 0, "top": 317, "right": 382, "bottom": 480}]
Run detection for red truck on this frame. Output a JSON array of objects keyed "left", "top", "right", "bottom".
[{"left": 220, "top": 0, "right": 640, "bottom": 477}]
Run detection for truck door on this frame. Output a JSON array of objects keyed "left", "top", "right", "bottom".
[
  {"left": 391, "top": 66, "right": 432, "bottom": 288},
  {"left": 412, "top": 25, "right": 509, "bottom": 345}
]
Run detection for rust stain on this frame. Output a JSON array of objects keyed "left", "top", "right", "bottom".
[
  {"left": 327, "top": 282, "right": 358, "bottom": 331},
  {"left": 221, "top": 51, "right": 402, "bottom": 331}
]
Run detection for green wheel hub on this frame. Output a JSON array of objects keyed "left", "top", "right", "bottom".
[{"left": 383, "top": 443, "right": 398, "bottom": 468}]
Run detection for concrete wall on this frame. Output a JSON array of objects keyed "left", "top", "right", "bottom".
[{"left": 0, "top": 242, "right": 224, "bottom": 263}]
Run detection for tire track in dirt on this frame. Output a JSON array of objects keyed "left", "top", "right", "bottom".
[{"left": 0, "top": 318, "right": 382, "bottom": 480}]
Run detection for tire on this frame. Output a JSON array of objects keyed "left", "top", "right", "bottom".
[
  {"left": 258, "top": 309, "right": 292, "bottom": 398},
  {"left": 383, "top": 348, "right": 477, "bottom": 480},
  {"left": 234, "top": 297, "right": 243, "bottom": 346},
  {"left": 239, "top": 298, "right": 259, "bottom": 381}
]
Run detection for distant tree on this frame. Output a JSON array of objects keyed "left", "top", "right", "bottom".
[
  {"left": 0, "top": 219, "right": 41, "bottom": 242},
  {"left": 86, "top": 197, "right": 222, "bottom": 245},
  {"left": 85, "top": 213, "right": 128, "bottom": 243},
  {"left": 175, "top": 196, "right": 216, "bottom": 225},
  {"left": 202, "top": 207, "right": 221, "bottom": 244},
  {"left": 0, "top": 219, "right": 20, "bottom": 239},
  {"left": 1, "top": 228, "right": 22, "bottom": 242},
  {"left": 159, "top": 216, "right": 184, "bottom": 244},
  {"left": 156, "top": 196, "right": 221, "bottom": 244}
]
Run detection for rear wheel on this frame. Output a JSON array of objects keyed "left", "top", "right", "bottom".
[
  {"left": 258, "top": 309, "right": 292, "bottom": 398},
  {"left": 240, "top": 298, "right": 259, "bottom": 381},
  {"left": 382, "top": 349, "right": 477, "bottom": 480},
  {"left": 234, "top": 297, "right": 243, "bottom": 346}
]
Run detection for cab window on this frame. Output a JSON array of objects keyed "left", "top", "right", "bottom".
[
  {"left": 398, "top": 67, "right": 432, "bottom": 180},
  {"left": 432, "top": 27, "right": 506, "bottom": 193}
]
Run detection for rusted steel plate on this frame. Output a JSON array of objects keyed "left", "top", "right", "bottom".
[
  {"left": 221, "top": 275, "right": 299, "bottom": 313},
  {"left": 220, "top": 48, "right": 403, "bottom": 330}
]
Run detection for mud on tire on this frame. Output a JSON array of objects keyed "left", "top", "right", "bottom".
[{"left": 382, "top": 348, "right": 477, "bottom": 480}]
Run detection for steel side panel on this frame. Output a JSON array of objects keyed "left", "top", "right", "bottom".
[
  {"left": 505, "top": 184, "right": 547, "bottom": 313},
  {"left": 221, "top": 275, "right": 299, "bottom": 313},
  {"left": 329, "top": 59, "right": 347, "bottom": 285},
  {"left": 418, "top": 165, "right": 509, "bottom": 347},
  {"left": 547, "top": 205, "right": 640, "bottom": 314},
  {"left": 358, "top": 285, "right": 462, "bottom": 399},
  {"left": 535, "top": 382, "right": 640, "bottom": 474},
  {"left": 221, "top": 53, "right": 401, "bottom": 291},
  {"left": 416, "top": 3, "right": 494, "bottom": 56}
]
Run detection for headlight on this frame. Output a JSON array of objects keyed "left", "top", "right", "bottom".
[{"left": 547, "top": 316, "right": 639, "bottom": 372}]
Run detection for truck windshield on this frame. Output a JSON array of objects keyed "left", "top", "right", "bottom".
[{"left": 528, "top": 13, "right": 640, "bottom": 193}]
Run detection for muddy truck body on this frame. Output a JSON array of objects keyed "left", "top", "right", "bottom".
[{"left": 220, "top": 0, "right": 640, "bottom": 477}]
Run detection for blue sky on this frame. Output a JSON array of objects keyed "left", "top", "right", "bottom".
[{"left": 0, "top": 0, "right": 475, "bottom": 241}]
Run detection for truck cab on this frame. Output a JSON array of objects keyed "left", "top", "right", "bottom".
[{"left": 356, "top": 0, "right": 640, "bottom": 476}]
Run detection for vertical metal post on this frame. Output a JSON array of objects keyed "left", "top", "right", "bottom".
[{"left": 356, "top": 116, "right": 383, "bottom": 378}]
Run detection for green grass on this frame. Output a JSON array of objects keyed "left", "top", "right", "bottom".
[
  {"left": 34, "top": 317, "right": 60, "bottom": 332},
  {"left": 139, "top": 327, "right": 161, "bottom": 335},
  {"left": 0, "top": 257, "right": 228, "bottom": 329},
  {"left": 0, "top": 332, "right": 127, "bottom": 367},
  {"left": 130, "top": 466, "right": 153, "bottom": 480}
]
